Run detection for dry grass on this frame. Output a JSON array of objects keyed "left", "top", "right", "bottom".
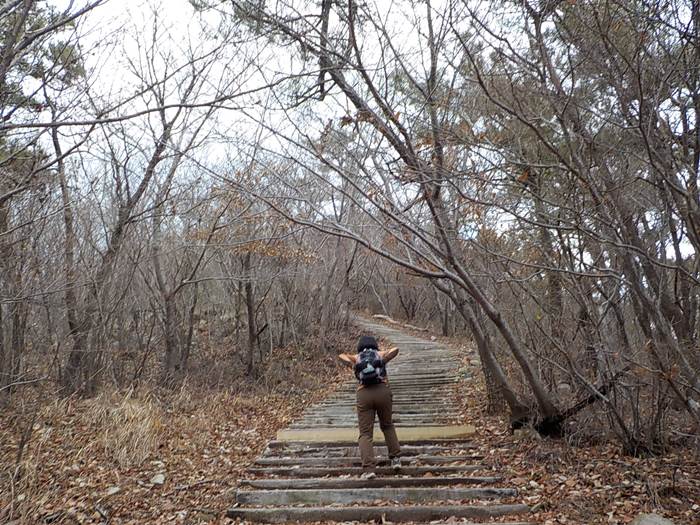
[
  {"left": 0, "top": 332, "right": 349, "bottom": 524},
  {"left": 84, "top": 390, "right": 163, "bottom": 468}
]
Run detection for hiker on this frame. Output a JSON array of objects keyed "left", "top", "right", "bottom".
[{"left": 339, "top": 335, "right": 401, "bottom": 478}]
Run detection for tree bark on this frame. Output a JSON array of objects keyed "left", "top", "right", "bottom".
[{"left": 243, "top": 252, "right": 257, "bottom": 375}]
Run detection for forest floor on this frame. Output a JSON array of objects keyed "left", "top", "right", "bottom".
[
  {"left": 0, "top": 329, "right": 351, "bottom": 525},
  {"left": 452, "top": 342, "right": 700, "bottom": 525},
  {"left": 1, "top": 319, "right": 698, "bottom": 525}
]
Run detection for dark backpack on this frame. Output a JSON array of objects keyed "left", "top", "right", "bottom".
[{"left": 354, "top": 348, "right": 385, "bottom": 385}]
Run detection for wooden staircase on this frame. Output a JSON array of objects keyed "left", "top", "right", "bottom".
[{"left": 228, "top": 318, "right": 533, "bottom": 524}]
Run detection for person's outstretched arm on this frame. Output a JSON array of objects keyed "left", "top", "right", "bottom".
[
  {"left": 338, "top": 353, "right": 356, "bottom": 368},
  {"left": 381, "top": 347, "right": 399, "bottom": 363}
]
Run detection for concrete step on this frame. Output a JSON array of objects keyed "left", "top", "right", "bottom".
[
  {"left": 247, "top": 464, "right": 486, "bottom": 477},
  {"left": 266, "top": 439, "right": 476, "bottom": 449},
  {"left": 276, "top": 424, "right": 475, "bottom": 442},
  {"left": 254, "top": 455, "right": 484, "bottom": 466},
  {"left": 226, "top": 503, "right": 530, "bottom": 523},
  {"left": 239, "top": 476, "right": 503, "bottom": 489},
  {"left": 236, "top": 486, "right": 518, "bottom": 505}
]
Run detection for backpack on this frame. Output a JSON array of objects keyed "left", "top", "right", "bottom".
[{"left": 354, "top": 348, "right": 385, "bottom": 385}]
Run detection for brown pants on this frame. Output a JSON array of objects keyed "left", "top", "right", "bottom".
[{"left": 356, "top": 383, "right": 401, "bottom": 469}]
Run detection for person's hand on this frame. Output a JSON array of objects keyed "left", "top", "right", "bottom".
[
  {"left": 338, "top": 353, "right": 355, "bottom": 367},
  {"left": 382, "top": 347, "right": 399, "bottom": 361}
]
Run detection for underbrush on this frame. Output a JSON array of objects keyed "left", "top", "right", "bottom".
[
  {"left": 449, "top": 333, "right": 700, "bottom": 523},
  {"left": 85, "top": 390, "right": 163, "bottom": 468},
  {"left": 367, "top": 314, "right": 699, "bottom": 524},
  {"left": 0, "top": 329, "right": 349, "bottom": 524}
]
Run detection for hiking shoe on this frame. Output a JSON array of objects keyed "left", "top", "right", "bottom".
[
  {"left": 360, "top": 471, "right": 376, "bottom": 480},
  {"left": 390, "top": 457, "right": 401, "bottom": 471}
]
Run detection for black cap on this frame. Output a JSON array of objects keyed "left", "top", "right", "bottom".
[{"left": 357, "top": 335, "right": 378, "bottom": 353}]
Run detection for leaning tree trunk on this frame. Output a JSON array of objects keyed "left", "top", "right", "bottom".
[
  {"left": 435, "top": 281, "right": 528, "bottom": 417},
  {"left": 421, "top": 5, "right": 559, "bottom": 425}
]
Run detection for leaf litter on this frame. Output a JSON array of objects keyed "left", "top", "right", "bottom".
[
  {"left": 2, "top": 322, "right": 698, "bottom": 525},
  {"left": 0, "top": 339, "right": 347, "bottom": 524}
]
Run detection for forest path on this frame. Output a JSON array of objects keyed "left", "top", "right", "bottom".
[{"left": 227, "top": 317, "right": 533, "bottom": 524}]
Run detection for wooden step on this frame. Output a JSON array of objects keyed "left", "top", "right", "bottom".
[
  {"left": 296, "top": 411, "right": 462, "bottom": 418},
  {"left": 331, "top": 380, "right": 458, "bottom": 385},
  {"left": 334, "top": 382, "right": 458, "bottom": 389},
  {"left": 293, "top": 414, "right": 463, "bottom": 420},
  {"left": 312, "top": 407, "right": 462, "bottom": 414},
  {"left": 266, "top": 438, "right": 476, "bottom": 449},
  {"left": 326, "top": 390, "right": 458, "bottom": 396},
  {"left": 290, "top": 420, "right": 462, "bottom": 428},
  {"left": 254, "top": 455, "right": 484, "bottom": 466},
  {"left": 261, "top": 444, "right": 476, "bottom": 456},
  {"left": 303, "top": 411, "right": 461, "bottom": 418},
  {"left": 226, "top": 503, "right": 530, "bottom": 522},
  {"left": 247, "top": 464, "right": 486, "bottom": 477},
  {"left": 294, "top": 413, "right": 462, "bottom": 419},
  {"left": 276, "top": 424, "right": 475, "bottom": 442},
  {"left": 288, "top": 420, "right": 462, "bottom": 428},
  {"left": 236, "top": 486, "right": 518, "bottom": 505},
  {"left": 239, "top": 476, "right": 503, "bottom": 489},
  {"left": 314, "top": 401, "right": 462, "bottom": 408},
  {"left": 293, "top": 419, "right": 464, "bottom": 425},
  {"left": 294, "top": 416, "right": 463, "bottom": 421}
]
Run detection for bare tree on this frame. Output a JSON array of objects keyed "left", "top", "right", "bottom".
[{"left": 219, "top": 0, "right": 699, "bottom": 448}]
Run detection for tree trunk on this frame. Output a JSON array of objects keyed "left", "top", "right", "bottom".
[
  {"left": 531, "top": 172, "right": 563, "bottom": 389},
  {"left": 454, "top": 291, "right": 527, "bottom": 417},
  {"left": 432, "top": 280, "right": 525, "bottom": 417},
  {"left": 162, "top": 297, "right": 179, "bottom": 385},
  {"left": 318, "top": 238, "right": 341, "bottom": 348},
  {"left": 243, "top": 252, "right": 257, "bottom": 375},
  {"left": 60, "top": 121, "right": 172, "bottom": 395},
  {"left": 181, "top": 283, "right": 199, "bottom": 374},
  {"left": 10, "top": 298, "right": 27, "bottom": 384},
  {"left": 0, "top": 201, "right": 18, "bottom": 392},
  {"left": 0, "top": 302, "right": 5, "bottom": 394}
]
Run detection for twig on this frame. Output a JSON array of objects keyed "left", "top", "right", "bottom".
[
  {"left": 164, "top": 479, "right": 218, "bottom": 496},
  {"left": 0, "top": 375, "right": 48, "bottom": 393}
]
